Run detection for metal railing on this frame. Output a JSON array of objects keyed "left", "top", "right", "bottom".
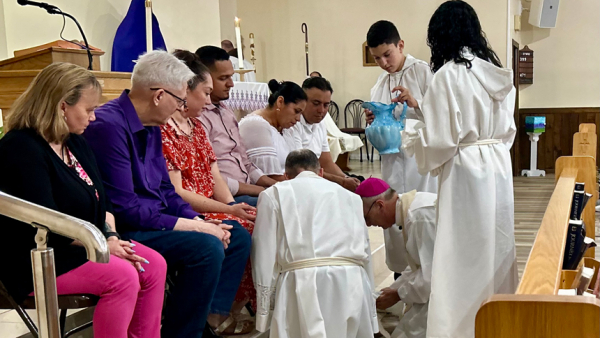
[{"left": 0, "top": 191, "right": 109, "bottom": 338}]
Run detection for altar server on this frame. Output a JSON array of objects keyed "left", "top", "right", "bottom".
[
  {"left": 252, "top": 149, "right": 378, "bottom": 338},
  {"left": 366, "top": 20, "right": 437, "bottom": 280},
  {"left": 399, "top": 2, "right": 518, "bottom": 337}
]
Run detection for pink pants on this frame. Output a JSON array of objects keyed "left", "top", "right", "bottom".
[{"left": 54, "top": 241, "right": 167, "bottom": 338}]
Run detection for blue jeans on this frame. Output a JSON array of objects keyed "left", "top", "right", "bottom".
[
  {"left": 234, "top": 195, "right": 259, "bottom": 207},
  {"left": 122, "top": 220, "right": 251, "bottom": 338}
]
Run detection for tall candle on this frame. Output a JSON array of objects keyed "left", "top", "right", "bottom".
[
  {"left": 145, "top": 0, "right": 153, "bottom": 53},
  {"left": 235, "top": 17, "right": 244, "bottom": 69}
]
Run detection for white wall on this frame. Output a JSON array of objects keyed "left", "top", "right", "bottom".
[
  {"left": 518, "top": 0, "right": 600, "bottom": 108},
  {"left": 219, "top": 0, "right": 237, "bottom": 45},
  {"left": 0, "top": 0, "right": 7, "bottom": 60},
  {"left": 237, "top": 0, "right": 508, "bottom": 125},
  {"left": 0, "top": 0, "right": 222, "bottom": 71}
]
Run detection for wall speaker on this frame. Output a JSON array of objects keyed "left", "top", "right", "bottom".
[{"left": 528, "top": 0, "right": 560, "bottom": 28}]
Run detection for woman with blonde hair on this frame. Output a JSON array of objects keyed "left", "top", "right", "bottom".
[{"left": 0, "top": 62, "right": 167, "bottom": 338}]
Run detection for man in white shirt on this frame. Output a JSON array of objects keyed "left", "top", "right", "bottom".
[
  {"left": 357, "top": 177, "right": 436, "bottom": 338},
  {"left": 283, "top": 77, "right": 360, "bottom": 191},
  {"left": 252, "top": 149, "right": 378, "bottom": 338}
]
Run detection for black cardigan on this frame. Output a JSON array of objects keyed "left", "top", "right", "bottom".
[{"left": 0, "top": 129, "right": 111, "bottom": 302}]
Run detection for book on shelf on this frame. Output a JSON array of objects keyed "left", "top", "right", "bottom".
[
  {"left": 571, "top": 266, "right": 595, "bottom": 295},
  {"left": 563, "top": 220, "right": 585, "bottom": 270},
  {"left": 563, "top": 182, "right": 597, "bottom": 270},
  {"left": 570, "top": 182, "right": 585, "bottom": 220}
]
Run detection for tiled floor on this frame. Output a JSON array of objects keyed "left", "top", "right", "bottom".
[{"left": 0, "top": 159, "right": 587, "bottom": 338}]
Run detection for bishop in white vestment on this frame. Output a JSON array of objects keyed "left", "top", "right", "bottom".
[
  {"left": 252, "top": 149, "right": 378, "bottom": 338},
  {"left": 357, "top": 178, "right": 436, "bottom": 338},
  {"left": 401, "top": 49, "right": 518, "bottom": 338}
]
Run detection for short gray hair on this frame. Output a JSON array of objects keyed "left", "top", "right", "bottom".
[
  {"left": 131, "top": 50, "right": 195, "bottom": 91},
  {"left": 285, "top": 149, "right": 320, "bottom": 178},
  {"left": 361, "top": 188, "right": 396, "bottom": 211}
]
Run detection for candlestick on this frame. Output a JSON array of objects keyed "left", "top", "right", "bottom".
[
  {"left": 249, "top": 33, "right": 256, "bottom": 66},
  {"left": 145, "top": 0, "right": 153, "bottom": 53},
  {"left": 235, "top": 17, "right": 244, "bottom": 69}
]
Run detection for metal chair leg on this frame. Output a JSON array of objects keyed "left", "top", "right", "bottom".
[
  {"left": 0, "top": 281, "right": 38, "bottom": 337},
  {"left": 371, "top": 146, "right": 375, "bottom": 163},
  {"left": 64, "top": 321, "right": 94, "bottom": 337},
  {"left": 14, "top": 305, "right": 39, "bottom": 337},
  {"left": 245, "top": 302, "right": 256, "bottom": 317},
  {"left": 59, "top": 309, "right": 67, "bottom": 337}
]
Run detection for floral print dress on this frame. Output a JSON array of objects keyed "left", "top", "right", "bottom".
[{"left": 161, "top": 118, "right": 256, "bottom": 307}]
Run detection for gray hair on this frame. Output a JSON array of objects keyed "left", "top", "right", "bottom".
[
  {"left": 361, "top": 188, "right": 396, "bottom": 211},
  {"left": 285, "top": 149, "right": 321, "bottom": 178},
  {"left": 131, "top": 50, "right": 195, "bottom": 91}
]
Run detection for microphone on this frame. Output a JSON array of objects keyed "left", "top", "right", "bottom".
[
  {"left": 17, "top": 0, "right": 59, "bottom": 12},
  {"left": 17, "top": 0, "right": 93, "bottom": 70}
]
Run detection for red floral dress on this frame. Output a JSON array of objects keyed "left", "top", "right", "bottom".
[{"left": 161, "top": 118, "right": 256, "bottom": 307}]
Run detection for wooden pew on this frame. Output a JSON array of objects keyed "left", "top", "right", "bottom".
[{"left": 475, "top": 125, "right": 599, "bottom": 338}]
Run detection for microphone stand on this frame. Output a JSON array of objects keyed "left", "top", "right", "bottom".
[{"left": 27, "top": 4, "right": 94, "bottom": 70}]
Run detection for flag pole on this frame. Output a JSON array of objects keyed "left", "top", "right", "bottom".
[{"left": 145, "top": 0, "right": 153, "bottom": 53}]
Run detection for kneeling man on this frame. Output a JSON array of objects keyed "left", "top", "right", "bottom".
[
  {"left": 356, "top": 178, "right": 436, "bottom": 338},
  {"left": 252, "top": 149, "right": 378, "bottom": 338}
]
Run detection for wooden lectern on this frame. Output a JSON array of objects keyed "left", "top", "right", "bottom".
[
  {"left": 0, "top": 41, "right": 131, "bottom": 113},
  {"left": 0, "top": 40, "right": 105, "bottom": 71}
]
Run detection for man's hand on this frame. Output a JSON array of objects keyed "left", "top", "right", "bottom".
[
  {"left": 341, "top": 177, "right": 361, "bottom": 192},
  {"left": 376, "top": 287, "right": 401, "bottom": 310},
  {"left": 174, "top": 218, "right": 233, "bottom": 248},
  {"left": 219, "top": 224, "right": 232, "bottom": 248},
  {"left": 107, "top": 238, "right": 148, "bottom": 272},
  {"left": 228, "top": 203, "right": 257, "bottom": 222},
  {"left": 365, "top": 109, "right": 375, "bottom": 125},
  {"left": 391, "top": 86, "right": 418, "bottom": 108}
]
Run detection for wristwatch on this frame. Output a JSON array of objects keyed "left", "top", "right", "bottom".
[
  {"left": 102, "top": 222, "right": 121, "bottom": 240},
  {"left": 105, "top": 232, "right": 121, "bottom": 240}
]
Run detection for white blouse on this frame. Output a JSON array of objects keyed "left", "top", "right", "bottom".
[{"left": 239, "top": 114, "right": 294, "bottom": 176}]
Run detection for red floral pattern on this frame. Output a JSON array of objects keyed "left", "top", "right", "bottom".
[
  {"left": 161, "top": 119, "right": 256, "bottom": 307},
  {"left": 66, "top": 147, "right": 99, "bottom": 200}
]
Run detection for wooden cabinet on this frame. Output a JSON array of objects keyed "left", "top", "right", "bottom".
[{"left": 518, "top": 108, "right": 600, "bottom": 171}]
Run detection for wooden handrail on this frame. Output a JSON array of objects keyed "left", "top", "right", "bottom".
[
  {"left": 516, "top": 168, "right": 576, "bottom": 295},
  {"left": 475, "top": 124, "right": 599, "bottom": 337}
]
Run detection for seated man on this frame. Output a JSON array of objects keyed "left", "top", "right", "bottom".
[
  {"left": 84, "top": 50, "right": 252, "bottom": 337},
  {"left": 196, "top": 46, "right": 276, "bottom": 207},
  {"left": 356, "top": 178, "right": 437, "bottom": 338},
  {"left": 252, "top": 149, "right": 379, "bottom": 338},
  {"left": 221, "top": 39, "right": 234, "bottom": 53},
  {"left": 283, "top": 77, "right": 361, "bottom": 191}
]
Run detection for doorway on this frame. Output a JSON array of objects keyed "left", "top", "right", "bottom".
[{"left": 511, "top": 39, "right": 521, "bottom": 176}]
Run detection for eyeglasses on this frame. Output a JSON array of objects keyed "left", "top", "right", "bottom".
[
  {"left": 364, "top": 200, "right": 378, "bottom": 225},
  {"left": 150, "top": 88, "right": 187, "bottom": 109}
]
